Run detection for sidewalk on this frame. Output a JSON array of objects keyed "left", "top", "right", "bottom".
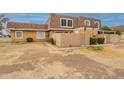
[{"left": 47, "top": 43, "right": 113, "bottom": 51}]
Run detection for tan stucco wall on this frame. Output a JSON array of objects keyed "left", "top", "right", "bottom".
[
  {"left": 11, "top": 30, "right": 49, "bottom": 42},
  {"left": 50, "top": 29, "right": 97, "bottom": 47},
  {"left": 49, "top": 31, "right": 55, "bottom": 38},
  {"left": 52, "top": 33, "right": 90, "bottom": 47},
  {"left": 98, "top": 34, "right": 120, "bottom": 44},
  {"left": 121, "top": 34, "right": 124, "bottom": 40},
  {"left": 79, "top": 29, "right": 98, "bottom": 37}
]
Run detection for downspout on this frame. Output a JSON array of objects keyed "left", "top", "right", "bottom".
[{"left": 84, "top": 26, "right": 87, "bottom": 45}]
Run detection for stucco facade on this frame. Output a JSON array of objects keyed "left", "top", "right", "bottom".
[{"left": 10, "top": 30, "right": 49, "bottom": 42}]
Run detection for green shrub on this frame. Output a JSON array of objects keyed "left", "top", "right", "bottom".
[
  {"left": 27, "top": 38, "right": 33, "bottom": 42},
  {"left": 90, "top": 37, "right": 97, "bottom": 45},
  {"left": 90, "top": 37, "right": 105, "bottom": 45},
  {"left": 97, "top": 38, "right": 105, "bottom": 44},
  {"left": 46, "top": 38, "right": 55, "bottom": 45},
  {"left": 116, "top": 31, "right": 121, "bottom": 35}
]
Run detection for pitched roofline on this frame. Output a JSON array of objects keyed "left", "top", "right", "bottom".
[
  {"left": 51, "top": 13, "right": 101, "bottom": 20},
  {"left": 7, "top": 21, "right": 48, "bottom": 30},
  {"left": 50, "top": 13, "right": 78, "bottom": 18},
  {"left": 79, "top": 16, "right": 101, "bottom": 21}
]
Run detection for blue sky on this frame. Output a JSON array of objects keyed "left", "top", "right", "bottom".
[{"left": 3, "top": 13, "right": 124, "bottom": 26}]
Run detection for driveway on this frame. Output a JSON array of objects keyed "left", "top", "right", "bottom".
[{"left": 0, "top": 42, "right": 124, "bottom": 79}]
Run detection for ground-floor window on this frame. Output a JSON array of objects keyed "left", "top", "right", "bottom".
[
  {"left": 15, "top": 31, "right": 23, "bottom": 39},
  {"left": 36, "top": 32, "right": 45, "bottom": 39}
]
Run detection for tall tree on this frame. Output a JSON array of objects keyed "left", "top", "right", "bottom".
[{"left": 0, "top": 14, "right": 9, "bottom": 31}]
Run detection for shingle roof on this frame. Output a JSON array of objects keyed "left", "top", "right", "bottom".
[
  {"left": 7, "top": 22, "right": 48, "bottom": 29},
  {"left": 52, "top": 13, "right": 100, "bottom": 21}
]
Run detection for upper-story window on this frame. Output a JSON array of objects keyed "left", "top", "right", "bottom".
[
  {"left": 94, "top": 21, "right": 100, "bottom": 28},
  {"left": 60, "top": 18, "right": 73, "bottom": 27},
  {"left": 61, "top": 19, "right": 66, "bottom": 26},
  {"left": 84, "top": 20, "right": 91, "bottom": 26},
  {"left": 68, "top": 20, "right": 73, "bottom": 27}
]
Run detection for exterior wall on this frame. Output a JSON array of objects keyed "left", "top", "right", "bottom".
[
  {"left": 79, "top": 29, "right": 98, "bottom": 37},
  {"left": 109, "top": 35, "right": 120, "bottom": 43},
  {"left": 49, "top": 31, "right": 55, "bottom": 38},
  {"left": 45, "top": 31, "right": 49, "bottom": 38},
  {"left": 49, "top": 30, "right": 74, "bottom": 38},
  {"left": 11, "top": 30, "right": 48, "bottom": 42},
  {"left": 51, "top": 29, "right": 98, "bottom": 47},
  {"left": 52, "top": 33, "right": 90, "bottom": 47},
  {"left": 98, "top": 34, "right": 120, "bottom": 44},
  {"left": 52, "top": 32, "right": 120, "bottom": 48},
  {"left": 121, "top": 33, "right": 124, "bottom": 40}
]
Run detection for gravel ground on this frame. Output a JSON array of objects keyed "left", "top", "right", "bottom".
[{"left": 0, "top": 42, "right": 124, "bottom": 79}]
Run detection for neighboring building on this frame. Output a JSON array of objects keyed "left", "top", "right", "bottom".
[
  {"left": 111, "top": 25, "right": 124, "bottom": 39},
  {"left": 7, "top": 13, "right": 101, "bottom": 42}
]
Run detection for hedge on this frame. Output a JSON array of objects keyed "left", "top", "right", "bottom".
[
  {"left": 90, "top": 37, "right": 105, "bottom": 45},
  {"left": 90, "top": 37, "right": 97, "bottom": 45},
  {"left": 97, "top": 38, "right": 105, "bottom": 44}
]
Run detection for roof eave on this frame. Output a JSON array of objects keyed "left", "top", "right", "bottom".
[{"left": 8, "top": 28, "right": 48, "bottom": 31}]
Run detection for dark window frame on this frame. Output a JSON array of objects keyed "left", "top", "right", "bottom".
[
  {"left": 68, "top": 20, "right": 72, "bottom": 27},
  {"left": 61, "top": 19, "right": 66, "bottom": 26},
  {"left": 60, "top": 18, "right": 73, "bottom": 27}
]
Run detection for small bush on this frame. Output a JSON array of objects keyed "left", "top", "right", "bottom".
[
  {"left": 46, "top": 38, "right": 55, "bottom": 45},
  {"left": 116, "top": 31, "right": 121, "bottom": 35},
  {"left": 97, "top": 38, "right": 105, "bottom": 44},
  {"left": 27, "top": 38, "right": 33, "bottom": 42},
  {"left": 90, "top": 37, "right": 105, "bottom": 45},
  {"left": 87, "top": 46, "right": 104, "bottom": 52},
  {"left": 90, "top": 37, "right": 97, "bottom": 45}
]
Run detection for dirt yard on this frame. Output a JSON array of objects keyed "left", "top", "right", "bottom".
[{"left": 0, "top": 42, "right": 124, "bottom": 79}]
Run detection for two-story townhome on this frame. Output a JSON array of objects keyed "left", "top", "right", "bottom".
[
  {"left": 48, "top": 13, "right": 101, "bottom": 37},
  {"left": 7, "top": 13, "right": 101, "bottom": 42}
]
